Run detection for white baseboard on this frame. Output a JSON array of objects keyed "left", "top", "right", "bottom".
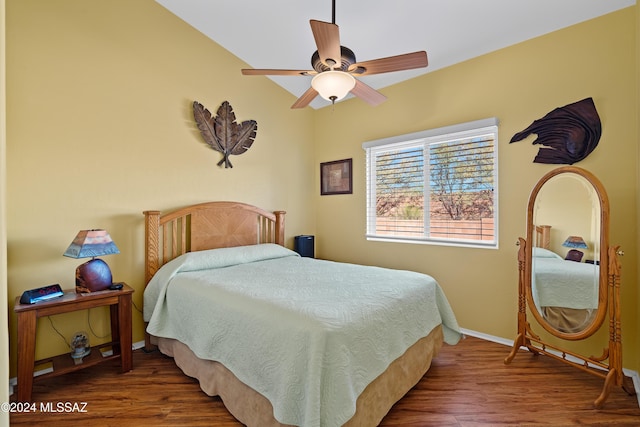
[
  {"left": 460, "top": 327, "right": 515, "bottom": 346},
  {"left": 8, "top": 340, "right": 146, "bottom": 397},
  {"left": 460, "top": 328, "right": 640, "bottom": 409}
]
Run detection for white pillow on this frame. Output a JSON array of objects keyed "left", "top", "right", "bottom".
[{"left": 532, "top": 247, "right": 562, "bottom": 259}]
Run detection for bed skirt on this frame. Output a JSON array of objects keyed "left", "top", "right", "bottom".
[
  {"left": 154, "top": 324, "right": 444, "bottom": 426},
  {"left": 542, "top": 306, "right": 596, "bottom": 333}
]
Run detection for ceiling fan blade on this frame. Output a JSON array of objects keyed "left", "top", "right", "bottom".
[
  {"left": 348, "top": 51, "right": 428, "bottom": 76},
  {"left": 242, "top": 69, "right": 315, "bottom": 76},
  {"left": 310, "top": 20, "right": 341, "bottom": 69},
  {"left": 291, "top": 87, "right": 319, "bottom": 109},
  {"left": 351, "top": 80, "right": 387, "bottom": 106}
]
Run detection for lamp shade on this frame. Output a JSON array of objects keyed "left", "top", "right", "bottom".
[
  {"left": 64, "top": 229, "right": 120, "bottom": 259},
  {"left": 311, "top": 71, "right": 356, "bottom": 103},
  {"left": 64, "top": 229, "right": 119, "bottom": 293},
  {"left": 562, "top": 235, "right": 588, "bottom": 249}
]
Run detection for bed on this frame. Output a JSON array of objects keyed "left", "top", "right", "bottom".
[
  {"left": 531, "top": 225, "right": 598, "bottom": 333},
  {"left": 142, "top": 201, "right": 462, "bottom": 427}
]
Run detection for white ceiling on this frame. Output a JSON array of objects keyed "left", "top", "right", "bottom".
[{"left": 156, "top": 0, "right": 635, "bottom": 109}]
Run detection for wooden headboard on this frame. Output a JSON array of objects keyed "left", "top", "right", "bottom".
[
  {"left": 143, "top": 201, "right": 286, "bottom": 285},
  {"left": 535, "top": 225, "right": 551, "bottom": 249}
]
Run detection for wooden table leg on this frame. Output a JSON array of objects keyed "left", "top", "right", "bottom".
[
  {"left": 16, "top": 311, "right": 37, "bottom": 402},
  {"left": 109, "top": 303, "right": 120, "bottom": 355},
  {"left": 117, "top": 293, "right": 133, "bottom": 372}
]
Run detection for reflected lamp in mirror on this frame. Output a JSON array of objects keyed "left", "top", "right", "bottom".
[
  {"left": 63, "top": 229, "right": 120, "bottom": 293},
  {"left": 562, "top": 235, "right": 587, "bottom": 262}
]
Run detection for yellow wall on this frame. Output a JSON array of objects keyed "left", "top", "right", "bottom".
[
  {"left": 1, "top": 0, "right": 10, "bottom": 423},
  {"left": 535, "top": 175, "right": 598, "bottom": 260},
  {"left": 5, "top": 0, "right": 316, "bottom": 374},
  {"left": 4, "top": 0, "right": 639, "bottom": 383},
  {"left": 637, "top": 0, "right": 640, "bottom": 380},
  {"left": 313, "top": 8, "right": 639, "bottom": 371}
]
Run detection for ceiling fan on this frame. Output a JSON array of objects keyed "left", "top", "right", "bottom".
[{"left": 241, "top": 0, "right": 429, "bottom": 109}]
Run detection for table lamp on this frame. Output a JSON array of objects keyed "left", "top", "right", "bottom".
[{"left": 64, "top": 229, "right": 120, "bottom": 293}]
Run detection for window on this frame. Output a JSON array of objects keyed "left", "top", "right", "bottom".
[{"left": 363, "top": 118, "right": 498, "bottom": 248}]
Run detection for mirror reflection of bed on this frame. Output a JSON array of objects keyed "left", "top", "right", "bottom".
[
  {"left": 531, "top": 225, "right": 598, "bottom": 333},
  {"left": 531, "top": 171, "right": 601, "bottom": 335}
]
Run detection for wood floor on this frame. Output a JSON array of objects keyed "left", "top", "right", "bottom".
[{"left": 10, "top": 335, "right": 639, "bottom": 426}]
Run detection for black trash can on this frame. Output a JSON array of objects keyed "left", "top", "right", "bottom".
[{"left": 294, "top": 235, "right": 315, "bottom": 258}]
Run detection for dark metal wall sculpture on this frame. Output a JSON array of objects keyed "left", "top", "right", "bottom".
[
  {"left": 510, "top": 97, "right": 601, "bottom": 164},
  {"left": 193, "top": 100, "right": 258, "bottom": 168}
]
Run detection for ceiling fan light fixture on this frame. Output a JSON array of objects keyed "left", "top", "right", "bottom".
[{"left": 311, "top": 71, "right": 356, "bottom": 103}]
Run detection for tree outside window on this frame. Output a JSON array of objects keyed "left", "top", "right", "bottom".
[{"left": 364, "top": 119, "right": 498, "bottom": 248}]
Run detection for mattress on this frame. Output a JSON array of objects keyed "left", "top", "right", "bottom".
[{"left": 144, "top": 244, "right": 461, "bottom": 426}]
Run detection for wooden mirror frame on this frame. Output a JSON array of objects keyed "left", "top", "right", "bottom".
[
  {"left": 505, "top": 166, "right": 634, "bottom": 408},
  {"left": 527, "top": 167, "right": 609, "bottom": 340}
]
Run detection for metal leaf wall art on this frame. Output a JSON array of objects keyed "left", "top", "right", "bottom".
[{"left": 193, "top": 100, "right": 257, "bottom": 168}]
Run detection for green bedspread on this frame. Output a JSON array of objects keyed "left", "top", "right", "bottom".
[
  {"left": 144, "top": 244, "right": 461, "bottom": 427},
  {"left": 532, "top": 248, "right": 599, "bottom": 309}
]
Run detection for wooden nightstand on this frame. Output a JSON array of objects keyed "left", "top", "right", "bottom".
[{"left": 14, "top": 283, "right": 134, "bottom": 402}]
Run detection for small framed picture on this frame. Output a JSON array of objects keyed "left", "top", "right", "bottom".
[{"left": 320, "top": 158, "right": 352, "bottom": 195}]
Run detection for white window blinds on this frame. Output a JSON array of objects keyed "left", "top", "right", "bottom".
[{"left": 363, "top": 118, "right": 499, "bottom": 248}]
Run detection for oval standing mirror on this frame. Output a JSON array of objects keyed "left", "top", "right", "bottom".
[
  {"left": 526, "top": 166, "right": 608, "bottom": 339},
  {"left": 505, "top": 166, "right": 634, "bottom": 408}
]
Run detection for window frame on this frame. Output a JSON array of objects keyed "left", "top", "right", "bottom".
[{"left": 362, "top": 118, "right": 499, "bottom": 249}]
